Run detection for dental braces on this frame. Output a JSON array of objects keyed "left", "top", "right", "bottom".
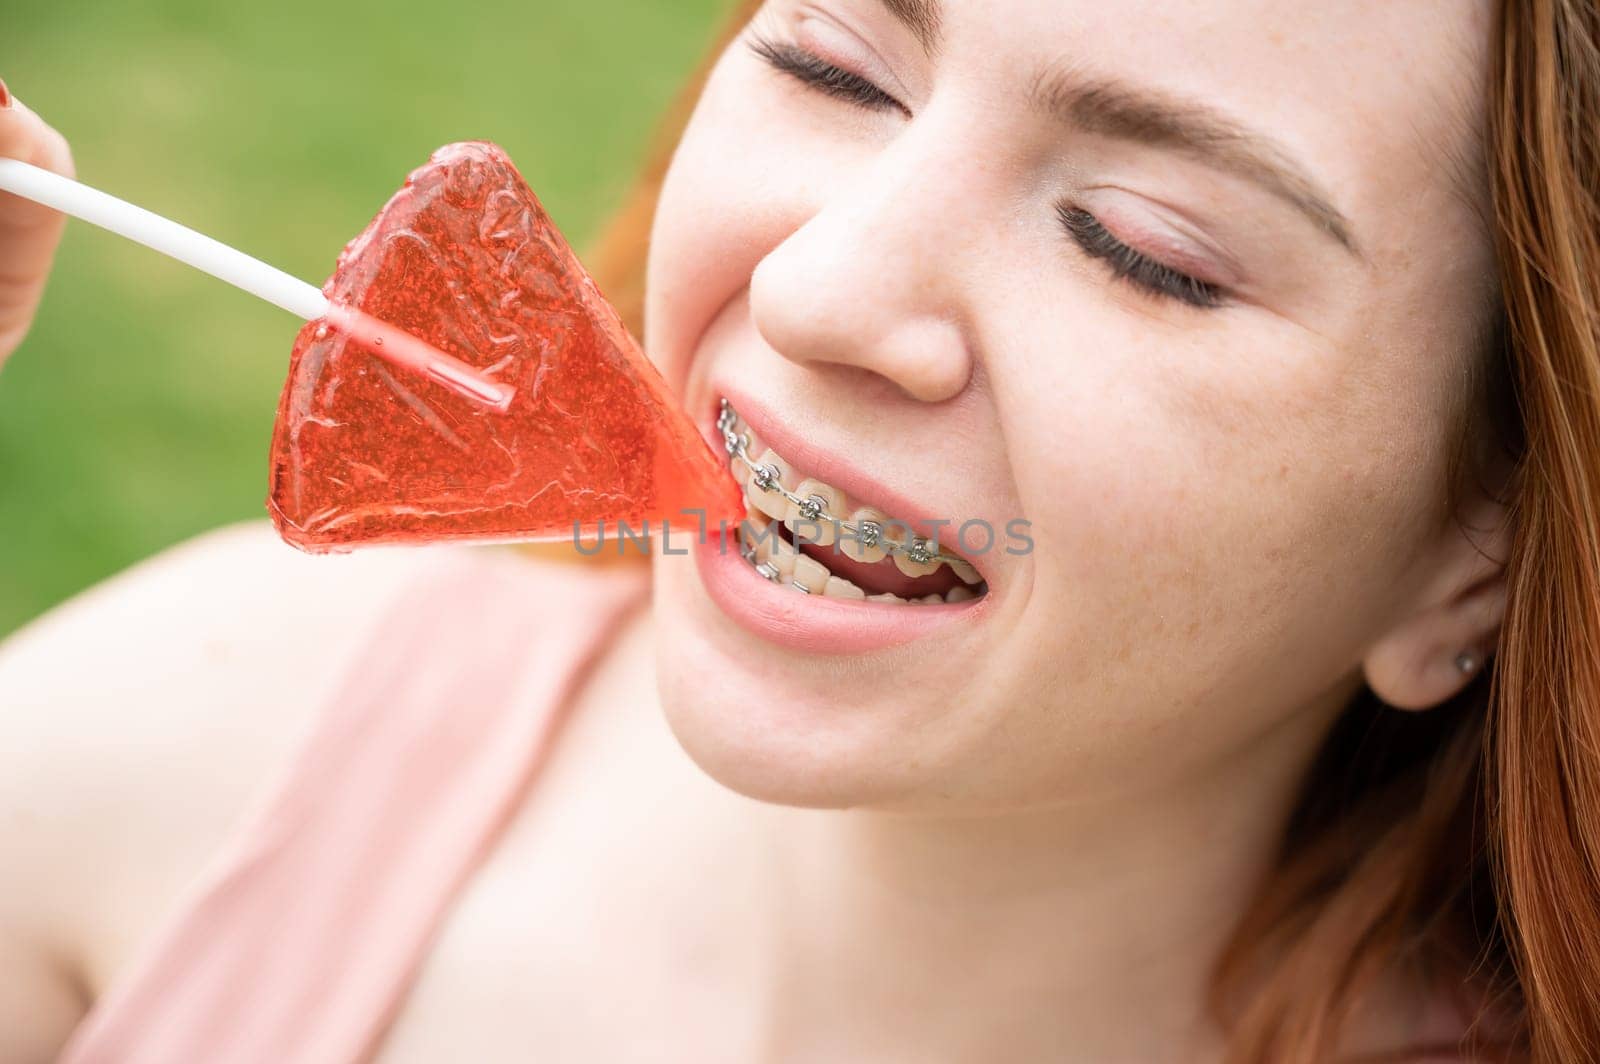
[{"left": 717, "top": 398, "right": 969, "bottom": 570}]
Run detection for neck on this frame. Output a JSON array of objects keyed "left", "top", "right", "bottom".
[{"left": 741, "top": 688, "right": 1353, "bottom": 1064}]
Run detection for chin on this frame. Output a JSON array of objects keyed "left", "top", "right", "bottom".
[{"left": 646, "top": 557, "right": 944, "bottom": 811}]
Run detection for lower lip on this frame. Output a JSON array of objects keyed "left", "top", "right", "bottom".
[{"left": 692, "top": 526, "right": 985, "bottom": 655}]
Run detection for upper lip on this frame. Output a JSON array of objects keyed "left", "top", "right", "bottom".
[{"left": 707, "top": 383, "right": 986, "bottom": 574}]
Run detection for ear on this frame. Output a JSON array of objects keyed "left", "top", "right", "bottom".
[{"left": 1362, "top": 464, "right": 1517, "bottom": 712}]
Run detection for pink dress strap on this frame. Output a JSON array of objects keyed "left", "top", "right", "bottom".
[{"left": 58, "top": 546, "right": 650, "bottom": 1064}]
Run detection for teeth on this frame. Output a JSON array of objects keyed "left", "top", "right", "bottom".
[
  {"left": 738, "top": 533, "right": 981, "bottom": 606},
  {"left": 722, "top": 400, "right": 992, "bottom": 606},
  {"left": 785, "top": 479, "right": 842, "bottom": 547},
  {"left": 791, "top": 554, "right": 831, "bottom": 595},
  {"left": 948, "top": 558, "right": 982, "bottom": 586},
  {"left": 824, "top": 575, "right": 866, "bottom": 600},
  {"left": 737, "top": 510, "right": 771, "bottom": 550},
  {"left": 839, "top": 507, "right": 889, "bottom": 565},
  {"left": 745, "top": 448, "right": 793, "bottom": 521},
  {"left": 891, "top": 537, "right": 942, "bottom": 579},
  {"left": 743, "top": 476, "right": 772, "bottom": 519},
  {"left": 753, "top": 521, "right": 799, "bottom": 579}
]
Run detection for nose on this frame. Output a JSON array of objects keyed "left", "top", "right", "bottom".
[{"left": 747, "top": 127, "right": 976, "bottom": 405}]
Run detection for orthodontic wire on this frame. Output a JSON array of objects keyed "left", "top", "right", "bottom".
[{"left": 718, "top": 398, "right": 972, "bottom": 569}]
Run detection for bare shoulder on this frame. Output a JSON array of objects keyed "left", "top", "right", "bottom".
[
  {"left": 0, "top": 520, "right": 449, "bottom": 1038},
  {"left": 0, "top": 519, "right": 442, "bottom": 793},
  {"left": 0, "top": 517, "right": 438, "bottom": 701}
]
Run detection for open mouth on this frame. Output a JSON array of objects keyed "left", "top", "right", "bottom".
[{"left": 715, "top": 398, "right": 989, "bottom": 606}]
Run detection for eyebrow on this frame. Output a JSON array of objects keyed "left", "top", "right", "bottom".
[
  {"left": 879, "top": 0, "right": 942, "bottom": 55},
  {"left": 1035, "top": 70, "right": 1361, "bottom": 256},
  {"left": 871, "top": 0, "right": 1362, "bottom": 258}
]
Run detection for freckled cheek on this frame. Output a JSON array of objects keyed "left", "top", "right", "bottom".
[{"left": 1011, "top": 387, "right": 1405, "bottom": 685}]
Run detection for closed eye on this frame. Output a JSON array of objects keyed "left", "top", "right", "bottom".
[
  {"left": 1057, "top": 206, "right": 1228, "bottom": 310},
  {"left": 746, "top": 33, "right": 910, "bottom": 117},
  {"left": 747, "top": 30, "right": 1223, "bottom": 312}
]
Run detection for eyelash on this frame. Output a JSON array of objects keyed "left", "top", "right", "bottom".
[
  {"left": 1057, "top": 207, "right": 1227, "bottom": 310},
  {"left": 747, "top": 33, "right": 1228, "bottom": 312},
  {"left": 746, "top": 33, "right": 906, "bottom": 114}
]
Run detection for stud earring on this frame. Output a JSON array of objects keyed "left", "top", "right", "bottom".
[{"left": 1454, "top": 650, "right": 1481, "bottom": 676}]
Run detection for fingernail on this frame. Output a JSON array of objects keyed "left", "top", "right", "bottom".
[{"left": 0, "top": 78, "right": 11, "bottom": 110}]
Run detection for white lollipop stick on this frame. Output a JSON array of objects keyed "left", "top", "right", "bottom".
[{"left": 0, "top": 157, "right": 515, "bottom": 411}]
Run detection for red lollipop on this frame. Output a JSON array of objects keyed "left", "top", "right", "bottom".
[{"left": 267, "top": 141, "right": 739, "bottom": 553}]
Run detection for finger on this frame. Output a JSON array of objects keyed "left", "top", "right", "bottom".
[
  {"left": 0, "top": 87, "right": 77, "bottom": 238},
  {"left": 0, "top": 86, "right": 75, "bottom": 352}
]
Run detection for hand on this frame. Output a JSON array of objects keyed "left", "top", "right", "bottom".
[{"left": 0, "top": 79, "right": 74, "bottom": 369}]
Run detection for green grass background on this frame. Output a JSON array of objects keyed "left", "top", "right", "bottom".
[{"left": 0, "top": 0, "right": 727, "bottom": 636}]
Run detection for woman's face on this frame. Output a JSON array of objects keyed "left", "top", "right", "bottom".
[{"left": 643, "top": 0, "right": 1496, "bottom": 810}]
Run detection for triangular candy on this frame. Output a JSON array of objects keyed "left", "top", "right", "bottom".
[{"left": 267, "top": 141, "right": 740, "bottom": 553}]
